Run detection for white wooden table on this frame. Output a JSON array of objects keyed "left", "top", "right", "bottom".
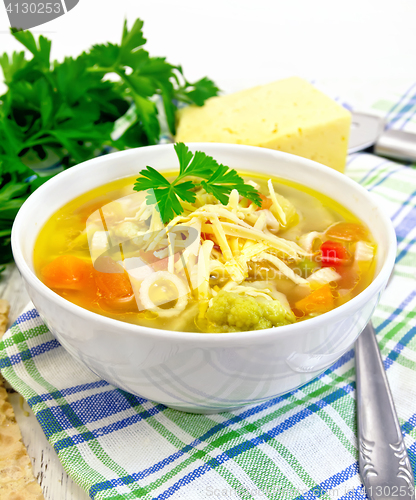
[
  {"left": 0, "top": 2, "right": 415, "bottom": 497},
  {"left": 0, "top": 264, "right": 89, "bottom": 500}
]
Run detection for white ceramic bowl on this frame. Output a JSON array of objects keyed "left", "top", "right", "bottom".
[{"left": 12, "top": 144, "right": 396, "bottom": 413}]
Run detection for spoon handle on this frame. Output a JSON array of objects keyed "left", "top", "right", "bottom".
[
  {"left": 355, "top": 322, "right": 415, "bottom": 500},
  {"left": 374, "top": 129, "right": 416, "bottom": 164}
]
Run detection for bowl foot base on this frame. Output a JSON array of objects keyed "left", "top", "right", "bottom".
[{"left": 165, "top": 404, "right": 242, "bottom": 414}]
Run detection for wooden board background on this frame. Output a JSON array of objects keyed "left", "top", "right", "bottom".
[{"left": 1, "top": 263, "right": 89, "bottom": 500}]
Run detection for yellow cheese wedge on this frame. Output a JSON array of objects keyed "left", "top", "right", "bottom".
[{"left": 175, "top": 77, "right": 351, "bottom": 172}]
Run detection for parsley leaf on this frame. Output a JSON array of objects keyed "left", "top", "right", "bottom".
[
  {"left": 11, "top": 29, "right": 51, "bottom": 67},
  {"left": 174, "top": 142, "right": 194, "bottom": 175},
  {"left": 174, "top": 69, "right": 220, "bottom": 107},
  {"left": 119, "top": 19, "right": 147, "bottom": 65},
  {"left": 174, "top": 142, "right": 223, "bottom": 179},
  {"left": 202, "top": 166, "right": 262, "bottom": 206},
  {"left": 133, "top": 143, "right": 261, "bottom": 223},
  {"left": 145, "top": 180, "right": 196, "bottom": 224},
  {"left": 135, "top": 165, "right": 196, "bottom": 223},
  {"left": 134, "top": 164, "right": 196, "bottom": 224}
]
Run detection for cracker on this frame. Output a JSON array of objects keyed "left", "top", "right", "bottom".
[
  {"left": 0, "top": 300, "right": 45, "bottom": 500},
  {"left": 0, "top": 299, "right": 10, "bottom": 335}
]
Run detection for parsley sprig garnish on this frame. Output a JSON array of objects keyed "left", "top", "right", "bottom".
[
  {"left": 0, "top": 19, "right": 219, "bottom": 273},
  {"left": 133, "top": 143, "right": 262, "bottom": 223}
]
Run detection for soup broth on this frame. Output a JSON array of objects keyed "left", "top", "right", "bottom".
[{"left": 34, "top": 172, "right": 376, "bottom": 333}]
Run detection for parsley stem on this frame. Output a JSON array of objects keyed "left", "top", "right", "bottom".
[
  {"left": 86, "top": 66, "right": 116, "bottom": 74},
  {"left": 22, "top": 136, "right": 55, "bottom": 149},
  {"left": 41, "top": 70, "right": 56, "bottom": 91}
]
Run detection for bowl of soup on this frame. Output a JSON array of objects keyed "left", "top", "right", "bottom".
[{"left": 11, "top": 144, "right": 396, "bottom": 413}]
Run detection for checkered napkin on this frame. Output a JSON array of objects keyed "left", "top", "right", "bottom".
[{"left": 1, "top": 86, "right": 416, "bottom": 500}]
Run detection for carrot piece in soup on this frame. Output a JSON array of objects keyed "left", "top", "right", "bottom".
[
  {"left": 258, "top": 193, "right": 273, "bottom": 210},
  {"left": 247, "top": 193, "right": 272, "bottom": 210},
  {"left": 93, "top": 256, "right": 134, "bottom": 299},
  {"left": 326, "top": 222, "right": 368, "bottom": 242},
  {"left": 295, "top": 284, "right": 334, "bottom": 314},
  {"left": 42, "top": 255, "right": 94, "bottom": 290},
  {"left": 76, "top": 199, "right": 109, "bottom": 223},
  {"left": 138, "top": 250, "right": 168, "bottom": 272},
  {"left": 139, "top": 249, "right": 160, "bottom": 265}
]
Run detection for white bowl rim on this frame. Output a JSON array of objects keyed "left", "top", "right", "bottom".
[{"left": 11, "top": 143, "right": 397, "bottom": 345}]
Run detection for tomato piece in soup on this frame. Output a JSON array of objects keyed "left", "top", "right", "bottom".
[
  {"left": 320, "top": 241, "right": 351, "bottom": 267},
  {"left": 201, "top": 225, "right": 221, "bottom": 252},
  {"left": 42, "top": 255, "right": 94, "bottom": 290}
]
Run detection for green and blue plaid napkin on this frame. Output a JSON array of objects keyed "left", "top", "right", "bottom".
[{"left": 1, "top": 85, "right": 416, "bottom": 500}]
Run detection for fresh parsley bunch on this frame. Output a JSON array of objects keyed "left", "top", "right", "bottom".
[
  {"left": 0, "top": 19, "right": 219, "bottom": 272},
  {"left": 134, "top": 143, "right": 262, "bottom": 223}
]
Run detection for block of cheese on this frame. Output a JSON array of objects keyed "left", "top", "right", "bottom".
[{"left": 175, "top": 77, "right": 351, "bottom": 172}]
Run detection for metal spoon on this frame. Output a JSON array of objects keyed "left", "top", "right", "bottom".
[
  {"left": 355, "top": 322, "right": 415, "bottom": 499},
  {"left": 348, "top": 112, "right": 416, "bottom": 163}
]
